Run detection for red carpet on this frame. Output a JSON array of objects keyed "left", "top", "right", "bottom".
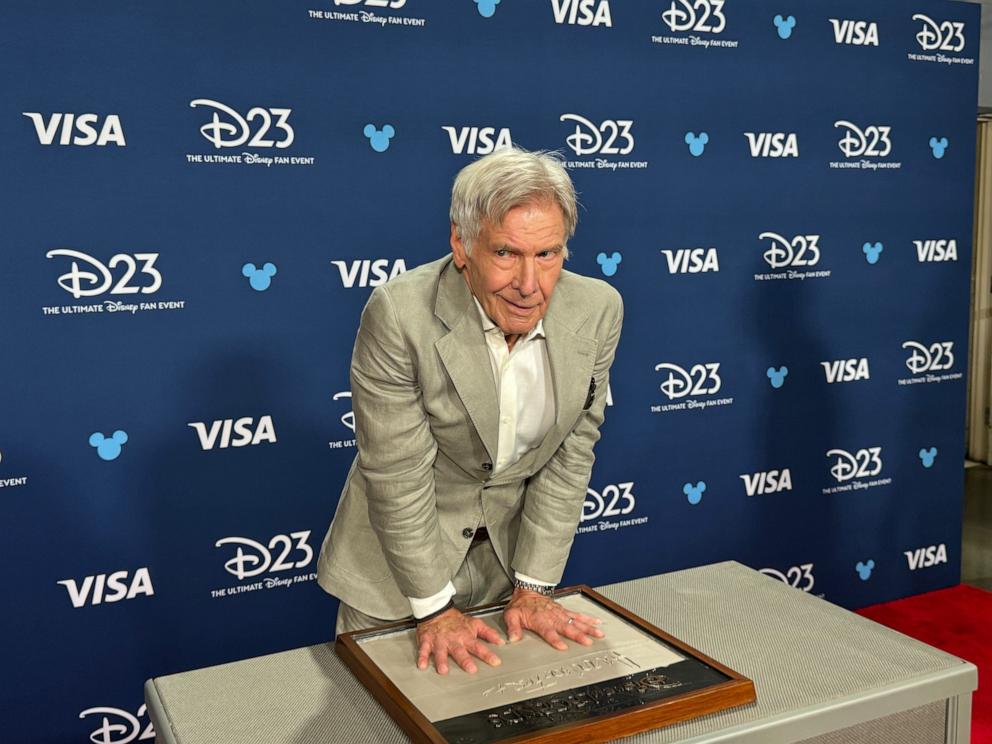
[{"left": 857, "top": 584, "right": 990, "bottom": 743}]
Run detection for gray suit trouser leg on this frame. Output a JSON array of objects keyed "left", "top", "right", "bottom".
[{"left": 335, "top": 537, "right": 512, "bottom": 636}]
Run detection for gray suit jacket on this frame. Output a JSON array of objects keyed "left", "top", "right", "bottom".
[{"left": 316, "top": 255, "right": 623, "bottom": 619}]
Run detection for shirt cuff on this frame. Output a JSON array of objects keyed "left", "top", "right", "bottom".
[
  {"left": 514, "top": 571, "right": 555, "bottom": 587},
  {"left": 408, "top": 581, "right": 456, "bottom": 619}
]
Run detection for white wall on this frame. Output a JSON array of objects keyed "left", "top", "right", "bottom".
[{"left": 966, "top": 0, "right": 991, "bottom": 108}]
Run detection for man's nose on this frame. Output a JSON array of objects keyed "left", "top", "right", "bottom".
[{"left": 513, "top": 257, "right": 537, "bottom": 296}]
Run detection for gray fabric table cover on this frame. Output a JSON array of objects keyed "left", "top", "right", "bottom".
[{"left": 145, "top": 561, "right": 977, "bottom": 743}]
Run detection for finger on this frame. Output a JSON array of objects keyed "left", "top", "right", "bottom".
[
  {"left": 560, "top": 622, "right": 594, "bottom": 646},
  {"left": 450, "top": 645, "right": 478, "bottom": 674},
  {"left": 434, "top": 647, "right": 449, "bottom": 675},
  {"left": 469, "top": 640, "right": 502, "bottom": 667},
  {"left": 541, "top": 628, "right": 568, "bottom": 651},
  {"left": 474, "top": 620, "right": 506, "bottom": 646},
  {"left": 417, "top": 640, "right": 432, "bottom": 671},
  {"left": 569, "top": 611, "right": 603, "bottom": 626},
  {"left": 566, "top": 618, "right": 605, "bottom": 639},
  {"left": 504, "top": 610, "right": 524, "bottom": 642}
]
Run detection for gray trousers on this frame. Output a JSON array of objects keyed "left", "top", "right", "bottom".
[{"left": 335, "top": 537, "right": 513, "bottom": 635}]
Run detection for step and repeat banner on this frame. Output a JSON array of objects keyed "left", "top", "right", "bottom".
[{"left": 1, "top": 0, "right": 979, "bottom": 741}]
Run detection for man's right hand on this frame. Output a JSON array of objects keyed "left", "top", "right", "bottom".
[{"left": 416, "top": 607, "right": 504, "bottom": 674}]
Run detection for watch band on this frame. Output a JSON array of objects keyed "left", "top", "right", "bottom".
[{"left": 513, "top": 579, "right": 555, "bottom": 597}]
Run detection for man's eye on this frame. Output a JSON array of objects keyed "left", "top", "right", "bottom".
[
  {"left": 495, "top": 249, "right": 511, "bottom": 257},
  {"left": 539, "top": 249, "right": 560, "bottom": 259}
]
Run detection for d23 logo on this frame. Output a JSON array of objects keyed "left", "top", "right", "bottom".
[
  {"left": 215, "top": 530, "right": 314, "bottom": 580},
  {"left": 46, "top": 250, "right": 162, "bottom": 299},
  {"left": 654, "top": 362, "right": 721, "bottom": 400},
  {"left": 332, "top": 391, "right": 355, "bottom": 432},
  {"left": 759, "top": 232, "right": 820, "bottom": 269},
  {"left": 79, "top": 705, "right": 154, "bottom": 744},
  {"left": 834, "top": 121, "right": 892, "bottom": 158},
  {"left": 661, "top": 0, "right": 726, "bottom": 33},
  {"left": 190, "top": 99, "right": 294, "bottom": 149},
  {"left": 826, "top": 447, "right": 882, "bottom": 483},
  {"left": 560, "top": 114, "right": 633, "bottom": 156},
  {"left": 902, "top": 341, "right": 954, "bottom": 374},
  {"left": 581, "top": 482, "right": 635, "bottom": 521},
  {"left": 912, "top": 14, "right": 965, "bottom": 52},
  {"left": 334, "top": 0, "right": 406, "bottom": 6},
  {"left": 759, "top": 563, "right": 815, "bottom": 592}
]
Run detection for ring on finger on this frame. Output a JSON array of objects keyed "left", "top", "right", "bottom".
[{"left": 566, "top": 617, "right": 574, "bottom": 625}]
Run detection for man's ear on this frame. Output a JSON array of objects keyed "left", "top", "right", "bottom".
[{"left": 450, "top": 223, "right": 468, "bottom": 269}]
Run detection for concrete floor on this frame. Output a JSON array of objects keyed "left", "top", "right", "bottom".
[{"left": 964, "top": 464, "right": 992, "bottom": 591}]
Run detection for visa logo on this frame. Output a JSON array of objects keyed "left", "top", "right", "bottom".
[
  {"left": 23, "top": 112, "right": 126, "bottom": 146},
  {"left": 821, "top": 358, "right": 870, "bottom": 383},
  {"left": 740, "top": 469, "right": 793, "bottom": 496},
  {"left": 829, "top": 19, "right": 879, "bottom": 46},
  {"left": 661, "top": 248, "right": 719, "bottom": 273},
  {"left": 58, "top": 568, "right": 154, "bottom": 608}
]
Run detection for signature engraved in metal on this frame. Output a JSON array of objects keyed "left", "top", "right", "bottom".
[
  {"left": 481, "top": 651, "right": 641, "bottom": 697},
  {"left": 485, "top": 672, "right": 684, "bottom": 729}
]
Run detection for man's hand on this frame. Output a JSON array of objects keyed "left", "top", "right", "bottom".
[
  {"left": 503, "top": 588, "right": 605, "bottom": 650},
  {"left": 416, "top": 607, "right": 505, "bottom": 674}
]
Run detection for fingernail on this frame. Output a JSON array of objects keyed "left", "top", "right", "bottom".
[{"left": 491, "top": 658, "right": 502, "bottom": 666}]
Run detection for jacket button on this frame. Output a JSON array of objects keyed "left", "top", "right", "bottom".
[
  {"left": 481, "top": 462, "right": 492, "bottom": 471},
  {"left": 462, "top": 528, "right": 474, "bottom": 539}
]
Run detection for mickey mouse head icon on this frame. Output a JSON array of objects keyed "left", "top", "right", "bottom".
[
  {"left": 773, "top": 14, "right": 796, "bottom": 39},
  {"left": 90, "top": 430, "right": 128, "bottom": 461},
  {"left": 918, "top": 447, "right": 938, "bottom": 468},
  {"left": 862, "top": 242, "right": 883, "bottom": 265},
  {"left": 683, "top": 481, "right": 706, "bottom": 505},
  {"left": 242, "top": 262, "right": 277, "bottom": 291},
  {"left": 685, "top": 132, "right": 709, "bottom": 157},
  {"left": 596, "top": 251, "right": 622, "bottom": 277},
  {"left": 475, "top": 0, "right": 501, "bottom": 18},
  {"left": 364, "top": 124, "right": 395, "bottom": 153},
  {"left": 928, "top": 137, "right": 948, "bottom": 159},
  {"left": 855, "top": 560, "right": 875, "bottom": 581},
  {"left": 766, "top": 366, "right": 788, "bottom": 389}
]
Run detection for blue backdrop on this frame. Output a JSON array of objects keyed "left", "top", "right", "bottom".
[{"left": 0, "top": 1, "right": 980, "bottom": 741}]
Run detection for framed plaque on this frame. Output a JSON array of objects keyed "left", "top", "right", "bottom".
[{"left": 335, "top": 585, "right": 756, "bottom": 743}]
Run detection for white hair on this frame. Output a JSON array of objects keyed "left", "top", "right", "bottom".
[{"left": 449, "top": 147, "right": 578, "bottom": 258}]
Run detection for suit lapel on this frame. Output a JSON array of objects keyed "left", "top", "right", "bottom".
[
  {"left": 434, "top": 259, "right": 500, "bottom": 463},
  {"left": 543, "top": 304, "right": 598, "bottom": 428}
]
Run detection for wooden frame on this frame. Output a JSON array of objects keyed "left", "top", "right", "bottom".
[{"left": 335, "top": 585, "right": 756, "bottom": 743}]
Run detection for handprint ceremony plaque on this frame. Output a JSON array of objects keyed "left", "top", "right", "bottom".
[{"left": 335, "top": 586, "right": 756, "bottom": 743}]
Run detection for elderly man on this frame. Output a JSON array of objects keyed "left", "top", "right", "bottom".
[{"left": 316, "top": 147, "right": 623, "bottom": 674}]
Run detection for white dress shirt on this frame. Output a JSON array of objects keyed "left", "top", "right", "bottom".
[{"left": 407, "top": 298, "right": 557, "bottom": 618}]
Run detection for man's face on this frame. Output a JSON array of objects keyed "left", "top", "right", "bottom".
[{"left": 450, "top": 201, "right": 566, "bottom": 338}]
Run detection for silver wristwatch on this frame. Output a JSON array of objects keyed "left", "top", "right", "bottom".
[{"left": 513, "top": 578, "right": 555, "bottom": 596}]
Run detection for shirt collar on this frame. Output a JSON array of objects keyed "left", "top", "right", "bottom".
[{"left": 473, "top": 297, "right": 546, "bottom": 341}]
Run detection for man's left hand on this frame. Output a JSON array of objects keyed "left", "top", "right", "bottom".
[{"left": 503, "top": 588, "right": 605, "bottom": 650}]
